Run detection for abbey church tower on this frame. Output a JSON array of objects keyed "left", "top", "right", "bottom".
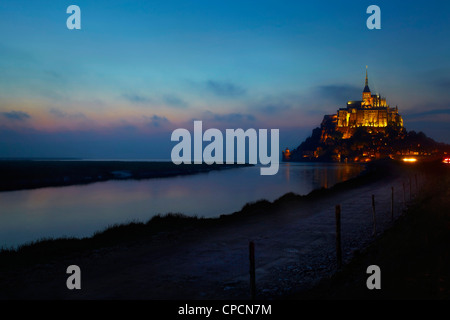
[{"left": 335, "top": 67, "right": 403, "bottom": 138}]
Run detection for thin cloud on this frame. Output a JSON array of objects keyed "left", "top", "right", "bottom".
[
  {"left": 313, "top": 84, "right": 362, "bottom": 104},
  {"left": 122, "top": 93, "right": 153, "bottom": 104},
  {"left": 163, "top": 94, "right": 188, "bottom": 108},
  {"left": 1, "top": 110, "right": 31, "bottom": 121},
  {"left": 144, "top": 115, "right": 170, "bottom": 128},
  {"left": 246, "top": 92, "right": 301, "bottom": 116},
  {"left": 406, "top": 108, "right": 450, "bottom": 120},
  {"left": 213, "top": 113, "right": 255, "bottom": 122},
  {"left": 429, "top": 77, "right": 450, "bottom": 92},
  {"left": 294, "top": 84, "right": 363, "bottom": 117},
  {"left": 204, "top": 80, "right": 246, "bottom": 97},
  {"left": 417, "top": 68, "right": 450, "bottom": 94},
  {"left": 49, "top": 108, "right": 87, "bottom": 119},
  {"left": 200, "top": 110, "right": 256, "bottom": 123},
  {"left": 258, "top": 104, "right": 291, "bottom": 114}
]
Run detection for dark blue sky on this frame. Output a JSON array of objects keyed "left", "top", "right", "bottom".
[{"left": 0, "top": 0, "right": 449, "bottom": 159}]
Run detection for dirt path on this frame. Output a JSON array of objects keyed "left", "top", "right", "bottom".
[{"left": 0, "top": 173, "right": 419, "bottom": 300}]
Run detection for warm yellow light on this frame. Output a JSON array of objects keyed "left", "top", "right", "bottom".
[{"left": 402, "top": 157, "right": 417, "bottom": 163}]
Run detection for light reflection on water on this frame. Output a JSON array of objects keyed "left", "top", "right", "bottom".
[{"left": 0, "top": 163, "right": 364, "bottom": 249}]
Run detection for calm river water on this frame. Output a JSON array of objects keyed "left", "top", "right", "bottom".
[{"left": 0, "top": 162, "right": 364, "bottom": 249}]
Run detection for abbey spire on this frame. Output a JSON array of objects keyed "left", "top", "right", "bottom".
[
  {"left": 362, "top": 66, "right": 372, "bottom": 104},
  {"left": 363, "top": 66, "right": 371, "bottom": 93}
]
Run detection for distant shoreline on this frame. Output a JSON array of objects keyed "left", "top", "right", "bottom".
[{"left": 0, "top": 160, "right": 252, "bottom": 192}]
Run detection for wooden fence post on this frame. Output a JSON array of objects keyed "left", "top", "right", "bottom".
[
  {"left": 410, "top": 177, "right": 412, "bottom": 200},
  {"left": 372, "top": 194, "right": 376, "bottom": 236},
  {"left": 391, "top": 186, "right": 394, "bottom": 222},
  {"left": 249, "top": 241, "right": 256, "bottom": 300},
  {"left": 335, "top": 205, "right": 342, "bottom": 269},
  {"left": 403, "top": 182, "right": 406, "bottom": 205}
]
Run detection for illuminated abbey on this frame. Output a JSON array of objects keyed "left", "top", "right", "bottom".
[
  {"left": 285, "top": 68, "right": 450, "bottom": 162},
  {"left": 334, "top": 67, "right": 403, "bottom": 139}
]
